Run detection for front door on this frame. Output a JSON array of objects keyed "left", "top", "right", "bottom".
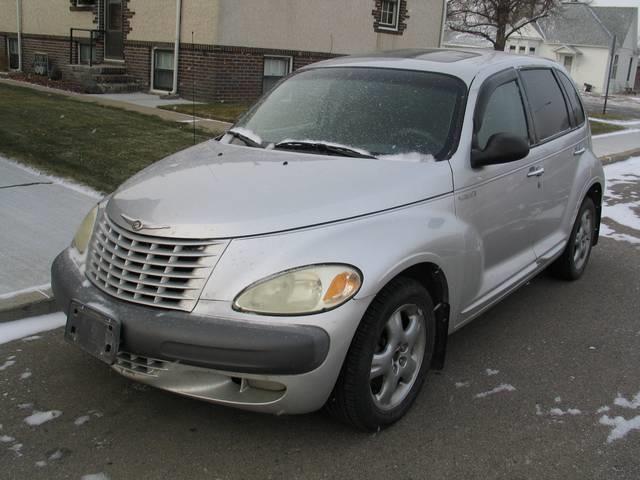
[
  {"left": 451, "top": 70, "right": 542, "bottom": 323},
  {"left": 105, "top": 0, "right": 124, "bottom": 60}
]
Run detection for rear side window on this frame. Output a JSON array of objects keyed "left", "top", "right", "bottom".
[
  {"left": 557, "top": 71, "right": 586, "bottom": 126},
  {"left": 520, "top": 69, "right": 571, "bottom": 141},
  {"left": 476, "top": 81, "right": 529, "bottom": 150}
]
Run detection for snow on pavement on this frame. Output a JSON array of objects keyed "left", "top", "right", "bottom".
[
  {"left": 601, "top": 157, "right": 640, "bottom": 245},
  {"left": 0, "top": 312, "right": 66, "bottom": 346},
  {"left": 24, "top": 410, "right": 62, "bottom": 426},
  {"left": 474, "top": 384, "right": 516, "bottom": 398},
  {"left": 600, "top": 415, "right": 640, "bottom": 443},
  {"left": 598, "top": 390, "right": 640, "bottom": 443}
]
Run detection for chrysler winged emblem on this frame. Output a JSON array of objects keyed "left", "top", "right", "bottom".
[{"left": 121, "top": 214, "right": 170, "bottom": 232}]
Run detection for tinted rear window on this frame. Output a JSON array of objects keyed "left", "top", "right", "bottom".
[
  {"left": 520, "top": 69, "right": 571, "bottom": 141},
  {"left": 557, "top": 71, "right": 586, "bottom": 126}
]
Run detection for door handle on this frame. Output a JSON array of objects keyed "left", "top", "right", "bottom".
[
  {"left": 527, "top": 166, "right": 545, "bottom": 177},
  {"left": 573, "top": 147, "right": 586, "bottom": 156}
]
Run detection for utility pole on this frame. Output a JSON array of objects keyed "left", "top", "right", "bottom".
[{"left": 603, "top": 34, "right": 617, "bottom": 115}]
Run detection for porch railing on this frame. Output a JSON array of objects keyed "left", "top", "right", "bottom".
[{"left": 69, "top": 28, "right": 104, "bottom": 67}]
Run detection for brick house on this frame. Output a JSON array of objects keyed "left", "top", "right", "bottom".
[{"left": 0, "top": 0, "right": 446, "bottom": 103}]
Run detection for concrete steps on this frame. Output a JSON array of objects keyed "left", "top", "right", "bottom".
[{"left": 69, "top": 63, "right": 142, "bottom": 94}]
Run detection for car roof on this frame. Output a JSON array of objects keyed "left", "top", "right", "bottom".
[{"left": 303, "top": 48, "right": 561, "bottom": 85}]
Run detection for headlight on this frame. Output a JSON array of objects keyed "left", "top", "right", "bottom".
[
  {"left": 72, "top": 205, "right": 98, "bottom": 254},
  {"left": 233, "top": 264, "right": 362, "bottom": 315}
]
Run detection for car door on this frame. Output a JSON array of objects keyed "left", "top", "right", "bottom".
[
  {"left": 452, "top": 69, "right": 544, "bottom": 322},
  {"left": 517, "top": 68, "right": 586, "bottom": 261}
]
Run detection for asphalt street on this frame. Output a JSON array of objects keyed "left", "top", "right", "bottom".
[{"left": 1, "top": 234, "right": 639, "bottom": 480}]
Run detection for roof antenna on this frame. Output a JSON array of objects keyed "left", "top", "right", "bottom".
[{"left": 192, "top": 31, "right": 197, "bottom": 145}]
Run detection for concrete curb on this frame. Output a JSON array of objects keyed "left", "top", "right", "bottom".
[
  {"left": 599, "top": 148, "right": 640, "bottom": 165},
  {"left": 0, "top": 287, "right": 59, "bottom": 323}
]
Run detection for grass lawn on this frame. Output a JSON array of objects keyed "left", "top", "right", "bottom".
[
  {"left": 589, "top": 121, "right": 626, "bottom": 136},
  {"left": 159, "top": 103, "right": 250, "bottom": 123},
  {"left": 0, "top": 83, "right": 217, "bottom": 193},
  {"left": 588, "top": 112, "right": 633, "bottom": 121}
]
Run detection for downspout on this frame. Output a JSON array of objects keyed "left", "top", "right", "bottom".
[
  {"left": 16, "top": 0, "right": 23, "bottom": 71},
  {"left": 439, "top": 0, "right": 447, "bottom": 47},
  {"left": 170, "top": 0, "right": 182, "bottom": 95}
]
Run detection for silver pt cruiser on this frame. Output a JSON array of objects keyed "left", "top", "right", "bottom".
[{"left": 52, "top": 49, "right": 604, "bottom": 431}]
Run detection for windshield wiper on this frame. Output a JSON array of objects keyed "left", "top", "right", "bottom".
[
  {"left": 227, "top": 129, "right": 263, "bottom": 148},
  {"left": 274, "top": 141, "right": 376, "bottom": 159}
]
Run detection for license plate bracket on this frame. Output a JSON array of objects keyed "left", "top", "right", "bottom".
[{"left": 65, "top": 301, "right": 121, "bottom": 365}]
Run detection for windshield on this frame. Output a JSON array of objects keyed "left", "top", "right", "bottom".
[{"left": 228, "top": 67, "right": 467, "bottom": 160}]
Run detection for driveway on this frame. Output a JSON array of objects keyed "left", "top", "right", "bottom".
[{"left": 1, "top": 159, "right": 639, "bottom": 479}]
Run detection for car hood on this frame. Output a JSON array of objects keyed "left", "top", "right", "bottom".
[{"left": 106, "top": 140, "right": 453, "bottom": 238}]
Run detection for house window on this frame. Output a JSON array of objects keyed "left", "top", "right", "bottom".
[
  {"left": 263, "top": 56, "right": 291, "bottom": 93},
  {"left": 153, "top": 49, "right": 174, "bottom": 92},
  {"left": 509, "top": 45, "right": 516, "bottom": 53},
  {"left": 380, "top": 0, "right": 400, "bottom": 29},
  {"left": 73, "top": 0, "right": 96, "bottom": 7},
  {"left": 8, "top": 38, "right": 19, "bottom": 70},
  {"left": 563, "top": 55, "right": 573, "bottom": 73},
  {"left": 518, "top": 46, "right": 526, "bottom": 54},
  {"left": 627, "top": 58, "right": 634, "bottom": 82},
  {"left": 78, "top": 43, "right": 97, "bottom": 64},
  {"left": 529, "top": 47, "right": 536, "bottom": 55},
  {"left": 611, "top": 54, "right": 619, "bottom": 79}
]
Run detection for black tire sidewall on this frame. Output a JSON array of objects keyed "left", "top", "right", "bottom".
[
  {"left": 349, "top": 279, "right": 436, "bottom": 429},
  {"left": 567, "top": 198, "right": 596, "bottom": 278}
]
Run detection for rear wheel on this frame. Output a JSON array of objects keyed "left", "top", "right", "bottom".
[
  {"left": 326, "top": 277, "right": 435, "bottom": 431},
  {"left": 550, "top": 197, "right": 596, "bottom": 280}
]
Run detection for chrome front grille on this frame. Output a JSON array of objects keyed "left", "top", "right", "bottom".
[{"left": 86, "top": 213, "right": 227, "bottom": 311}]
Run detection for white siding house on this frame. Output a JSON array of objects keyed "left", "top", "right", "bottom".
[
  {"left": 506, "top": 3, "right": 638, "bottom": 93},
  {"left": 444, "top": 2, "right": 639, "bottom": 93}
]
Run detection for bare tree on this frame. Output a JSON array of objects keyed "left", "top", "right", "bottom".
[{"left": 447, "top": 0, "right": 559, "bottom": 51}]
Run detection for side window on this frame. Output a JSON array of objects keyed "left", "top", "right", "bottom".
[
  {"left": 520, "top": 69, "right": 571, "bottom": 141},
  {"left": 476, "top": 81, "right": 529, "bottom": 150},
  {"left": 557, "top": 71, "right": 586, "bottom": 126}
]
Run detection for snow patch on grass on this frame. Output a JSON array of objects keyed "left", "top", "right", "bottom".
[
  {"left": 24, "top": 410, "right": 62, "bottom": 426},
  {"left": 474, "top": 383, "right": 516, "bottom": 398},
  {"left": 485, "top": 369, "right": 499, "bottom": 376},
  {"left": 19, "top": 370, "right": 31, "bottom": 380},
  {"left": 0, "top": 435, "right": 15, "bottom": 443},
  {"left": 455, "top": 381, "right": 470, "bottom": 388}
]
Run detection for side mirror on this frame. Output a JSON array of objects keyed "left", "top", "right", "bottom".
[{"left": 471, "top": 133, "right": 530, "bottom": 168}]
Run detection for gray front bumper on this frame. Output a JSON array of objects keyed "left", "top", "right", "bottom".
[{"left": 51, "top": 250, "right": 330, "bottom": 376}]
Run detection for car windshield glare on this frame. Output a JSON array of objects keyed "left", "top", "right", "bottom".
[{"left": 229, "top": 67, "right": 467, "bottom": 160}]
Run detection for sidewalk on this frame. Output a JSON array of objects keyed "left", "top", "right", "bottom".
[
  {"left": 0, "top": 78, "right": 231, "bottom": 134},
  {"left": 592, "top": 130, "right": 640, "bottom": 159},
  {"left": 0, "top": 157, "right": 98, "bottom": 319}
]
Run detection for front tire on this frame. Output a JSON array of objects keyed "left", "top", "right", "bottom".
[
  {"left": 326, "top": 277, "right": 435, "bottom": 431},
  {"left": 550, "top": 197, "right": 596, "bottom": 280}
]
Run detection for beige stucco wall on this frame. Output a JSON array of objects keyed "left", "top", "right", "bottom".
[
  {"left": 214, "top": 0, "right": 443, "bottom": 54},
  {"left": 0, "top": 0, "right": 94, "bottom": 37},
  {"left": 0, "top": 0, "right": 17, "bottom": 33},
  {"left": 127, "top": 0, "right": 218, "bottom": 44}
]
